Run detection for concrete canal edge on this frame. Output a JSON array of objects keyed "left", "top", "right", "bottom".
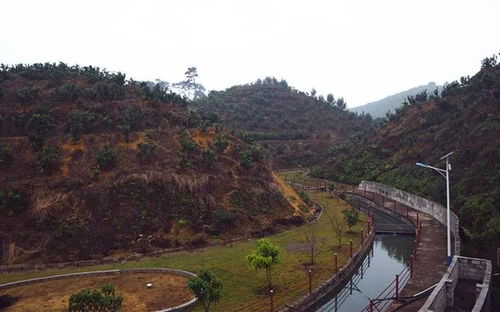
[
  {"left": 284, "top": 199, "right": 376, "bottom": 311},
  {"left": 0, "top": 268, "right": 198, "bottom": 312}
]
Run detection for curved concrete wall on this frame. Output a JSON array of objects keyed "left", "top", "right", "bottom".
[
  {"left": 0, "top": 268, "right": 198, "bottom": 312},
  {"left": 359, "top": 181, "right": 460, "bottom": 256}
]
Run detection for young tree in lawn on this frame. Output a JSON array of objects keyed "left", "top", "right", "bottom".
[
  {"left": 342, "top": 208, "right": 359, "bottom": 232},
  {"left": 302, "top": 225, "right": 325, "bottom": 266},
  {"left": 247, "top": 239, "right": 280, "bottom": 290},
  {"left": 187, "top": 269, "right": 222, "bottom": 312},
  {"left": 327, "top": 213, "right": 345, "bottom": 247}
]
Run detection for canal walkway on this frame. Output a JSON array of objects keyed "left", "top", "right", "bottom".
[{"left": 352, "top": 190, "right": 449, "bottom": 312}]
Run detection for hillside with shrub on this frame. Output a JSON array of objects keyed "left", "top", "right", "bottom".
[
  {"left": 311, "top": 54, "right": 500, "bottom": 260},
  {"left": 0, "top": 63, "right": 310, "bottom": 264},
  {"left": 195, "top": 78, "right": 374, "bottom": 168}
]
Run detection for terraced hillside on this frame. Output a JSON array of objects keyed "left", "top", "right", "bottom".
[
  {"left": 0, "top": 64, "right": 311, "bottom": 264},
  {"left": 312, "top": 55, "right": 500, "bottom": 260},
  {"left": 196, "top": 78, "right": 374, "bottom": 168}
]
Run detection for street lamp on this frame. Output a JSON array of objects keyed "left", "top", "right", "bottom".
[{"left": 416, "top": 151, "right": 453, "bottom": 266}]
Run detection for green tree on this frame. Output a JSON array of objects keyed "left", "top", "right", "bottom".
[
  {"left": 0, "top": 144, "right": 10, "bottom": 164},
  {"left": 201, "top": 149, "right": 216, "bottom": 168},
  {"left": 342, "top": 208, "right": 359, "bottom": 231},
  {"left": 326, "top": 93, "right": 335, "bottom": 105},
  {"left": 137, "top": 141, "right": 157, "bottom": 161},
  {"left": 187, "top": 269, "right": 222, "bottom": 312},
  {"left": 96, "top": 145, "right": 115, "bottom": 169},
  {"left": 336, "top": 97, "right": 347, "bottom": 110},
  {"left": 247, "top": 239, "right": 280, "bottom": 289},
  {"left": 38, "top": 145, "right": 61, "bottom": 173},
  {"left": 68, "top": 283, "right": 123, "bottom": 312},
  {"left": 212, "top": 134, "right": 229, "bottom": 154}
]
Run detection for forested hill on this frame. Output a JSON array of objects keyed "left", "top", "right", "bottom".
[
  {"left": 311, "top": 54, "right": 500, "bottom": 259},
  {"left": 350, "top": 82, "right": 442, "bottom": 118},
  {"left": 0, "top": 63, "right": 306, "bottom": 264},
  {"left": 196, "top": 78, "right": 374, "bottom": 168}
]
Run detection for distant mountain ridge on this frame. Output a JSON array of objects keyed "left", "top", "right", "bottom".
[{"left": 351, "top": 82, "right": 442, "bottom": 118}]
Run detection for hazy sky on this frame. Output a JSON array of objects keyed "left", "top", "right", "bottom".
[{"left": 1, "top": 0, "right": 499, "bottom": 107}]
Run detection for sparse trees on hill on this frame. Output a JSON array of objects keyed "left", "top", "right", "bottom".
[
  {"left": 96, "top": 145, "right": 115, "bottom": 170},
  {"left": 173, "top": 67, "right": 206, "bottom": 100},
  {"left": 336, "top": 97, "right": 346, "bottom": 110},
  {"left": 37, "top": 145, "right": 61, "bottom": 173},
  {"left": 327, "top": 93, "right": 335, "bottom": 106}
]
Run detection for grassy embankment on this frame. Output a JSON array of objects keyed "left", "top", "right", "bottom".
[{"left": 0, "top": 172, "right": 366, "bottom": 311}]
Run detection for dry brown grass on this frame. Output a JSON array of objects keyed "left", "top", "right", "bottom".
[
  {"left": 272, "top": 172, "right": 310, "bottom": 216},
  {"left": 0, "top": 272, "right": 193, "bottom": 312}
]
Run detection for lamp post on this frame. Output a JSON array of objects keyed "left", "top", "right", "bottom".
[{"left": 416, "top": 151, "right": 453, "bottom": 266}]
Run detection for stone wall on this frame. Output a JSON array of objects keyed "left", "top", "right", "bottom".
[
  {"left": 0, "top": 268, "right": 198, "bottom": 312},
  {"left": 419, "top": 256, "right": 492, "bottom": 312},
  {"left": 359, "top": 181, "right": 460, "bottom": 255}
]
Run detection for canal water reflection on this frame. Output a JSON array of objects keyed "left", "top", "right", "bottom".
[{"left": 312, "top": 234, "right": 414, "bottom": 312}]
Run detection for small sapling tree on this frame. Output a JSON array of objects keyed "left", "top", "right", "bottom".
[
  {"left": 247, "top": 239, "right": 280, "bottom": 290},
  {"left": 342, "top": 208, "right": 359, "bottom": 232},
  {"left": 187, "top": 269, "right": 222, "bottom": 312}
]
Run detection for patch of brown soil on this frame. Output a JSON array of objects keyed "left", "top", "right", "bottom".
[
  {"left": 0, "top": 272, "right": 194, "bottom": 312},
  {"left": 193, "top": 129, "right": 215, "bottom": 149}
]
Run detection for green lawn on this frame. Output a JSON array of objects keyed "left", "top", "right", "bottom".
[{"left": 0, "top": 182, "right": 366, "bottom": 311}]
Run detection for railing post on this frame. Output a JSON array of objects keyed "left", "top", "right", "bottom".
[
  {"left": 416, "top": 213, "right": 419, "bottom": 226},
  {"left": 308, "top": 269, "right": 312, "bottom": 295},
  {"left": 410, "top": 255, "right": 414, "bottom": 277},
  {"left": 334, "top": 253, "right": 338, "bottom": 274},
  {"left": 361, "top": 229, "right": 364, "bottom": 245},
  {"left": 270, "top": 289, "right": 274, "bottom": 312},
  {"left": 395, "top": 274, "right": 399, "bottom": 300},
  {"left": 369, "top": 299, "right": 374, "bottom": 312},
  {"left": 350, "top": 239, "right": 353, "bottom": 259},
  {"left": 413, "top": 240, "right": 417, "bottom": 260}
]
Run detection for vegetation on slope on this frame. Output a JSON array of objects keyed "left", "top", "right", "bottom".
[
  {"left": 0, "top": 63, "right": 309, "bottom": 264},
  {"left": 0, "top": 188, "right": 365, "bottom": 312},
  {"left": 195, "top": 77, "right": 375, "bottom": 168},
  {"left": 311, "top": 54, "right": 500, "bottom": 259}
]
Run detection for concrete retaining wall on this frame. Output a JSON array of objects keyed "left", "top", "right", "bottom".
[
  {"left": 419, "top": 256, "right": 492, "bottom": 312},
  {"left": 358, "top": 181, "right": 460, "bottom": 255},
  {"left": 285, "top": 200, "right": 376, "bottom": 311},
  {"left": 0, "top": 268, "right": 198, "bottom": 312}
]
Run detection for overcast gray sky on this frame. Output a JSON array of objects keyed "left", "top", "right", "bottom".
[{"left": 1, "top": 0, "right": 499, "bottom": 107}]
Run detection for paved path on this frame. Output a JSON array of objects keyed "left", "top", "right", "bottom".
[{"left": 354, "top": 190, "right": 449, "bottom": 312}]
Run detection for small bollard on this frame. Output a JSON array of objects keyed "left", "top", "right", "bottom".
[
  {"left": 308, "top": 269, "right": 312, "bottom": 295},
  {"left": 395, "top": 274, "right": 399, "bottom": 300},
  {"left": 350, "top": 239, "right": 353, "bottom": 259},
  {"left": 413, "top": 240, "right": 417, "bottom": 260},
  {"left": 361, "top": 229, "right": 364, "bottom": 245},
  {"left": 334, "top": 253, "right": 338, "bottom": 273},
  {"left": 410, "top": 255, "right": 414, "bottom": 277},
  {"left": 270, "top": 289, "right": 274, "bottom": 312}
]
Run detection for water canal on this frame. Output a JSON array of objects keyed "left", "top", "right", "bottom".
[{"left": 310, "top": 234, "right": 414, "bottom": 312}]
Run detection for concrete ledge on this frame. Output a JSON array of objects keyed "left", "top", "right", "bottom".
[
  {"left": 0, "top": 268, "right": 198, "bottom": 312},
  {"left": 359, "top": 181, "right": 461, "bottom": 256},
  {"left": 419, "top": 256, "right": 491, "bottom": 312}
]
